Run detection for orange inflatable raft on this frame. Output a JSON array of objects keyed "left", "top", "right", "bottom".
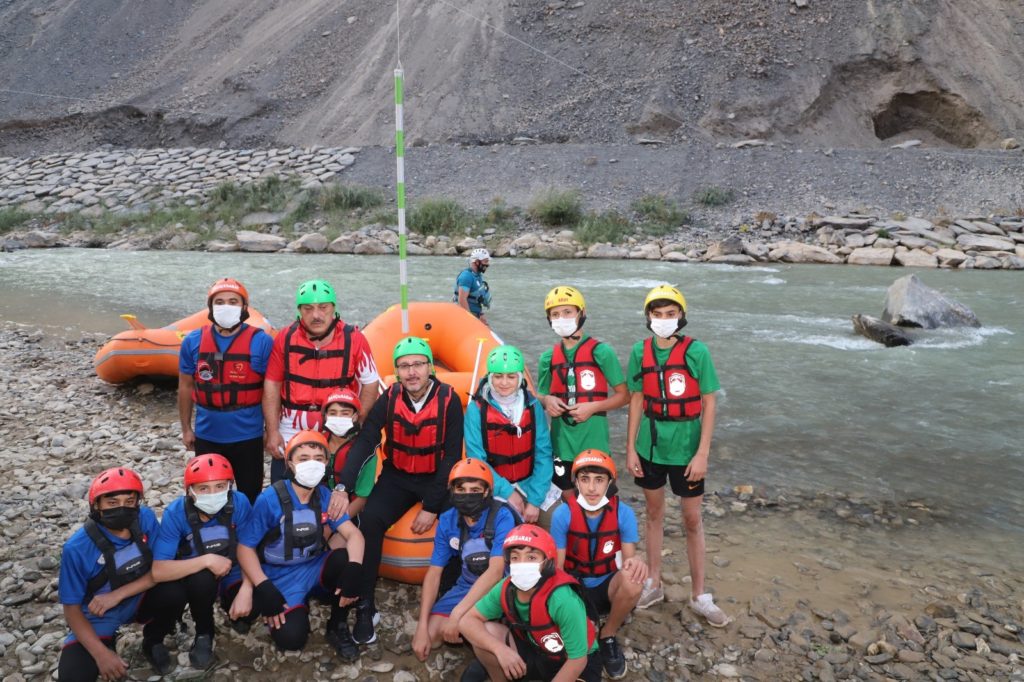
[
  {"left": 362, "top": 302, "right": 510, "bottom": 584},
  {"left": 93, "top": 309, "right": 275, "bottom": 384}
]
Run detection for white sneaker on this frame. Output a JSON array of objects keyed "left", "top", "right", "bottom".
[
  {"left": 689, "top": 593, "right": 729, "bottom": 627},
  {"left": 636, "top": 578, "right": 664, "bottom": 610}
]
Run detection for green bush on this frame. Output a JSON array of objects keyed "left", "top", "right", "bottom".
[
  {"left": 321, "top": 185, "right": 385, "bottom": 211},
  {"left": 575, "top": 210, "right": 631, "bottom": 245},
  {"left": 0, "top": 208, "right": 32, "bottom": 233},
  {"left": 692, "top": 186, "right": 735, "bottom": 207},
  {"left": 632, "top": 194, "right": 688, "bottom": 235},
  {"left": 528, "top": 189, "right": 582, "bottom": 227},
  {"left": 409, "top": 198, "right": 471, "bottom": 235},
  {"left": 484, "top": 197, "right": 519, "bottom": 231}
]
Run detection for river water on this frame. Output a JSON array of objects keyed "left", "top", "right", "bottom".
[{"left": 1, "top": 249, "right": 1021, "bottom": 532}]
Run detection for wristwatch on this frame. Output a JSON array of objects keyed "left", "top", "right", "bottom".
[{"left": 333, "top": 484, "right": 346, "bottom": 493}]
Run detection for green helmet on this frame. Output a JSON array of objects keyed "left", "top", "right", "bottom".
[
  {"left": 487, "top": 345, "right": 524, "bottom": 374},
  {"left": 393, "top": 336, "right": 433, "bottom": 365},
  {"left": 296, "top": 279, "right": 337, "bottom": 308}
]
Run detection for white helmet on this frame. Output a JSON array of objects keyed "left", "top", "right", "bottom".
[{"left": 469, "top": 248, "right": 490, "bottom": 263}]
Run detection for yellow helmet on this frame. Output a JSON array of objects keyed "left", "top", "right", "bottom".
[
  {"left": 644, "top": 284, "right": 687, "bottom": 313},
  {"left": 544, "top": 286, "right": 585, "bottom": 312}
]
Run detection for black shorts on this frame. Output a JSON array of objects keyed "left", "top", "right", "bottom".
[
  {"left": 583, "top": 577, "right": 613, "bottom": 616},
  {"left": 552, "top": 457, "right": 574, "bottom": 491},
  {"left": 511, "top": 632, "right": 603, "bottom": 682},
  {"left": 634, "top": 456, "right": 704, "bottom": 497}
]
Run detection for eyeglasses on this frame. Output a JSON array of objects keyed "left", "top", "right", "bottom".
[{"left": 396, "top": 360, "right": 430, "bottom": 371}]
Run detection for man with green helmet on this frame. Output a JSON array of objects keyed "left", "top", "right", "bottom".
[
  {"left": 465, "top": 345, "right": 553, "bottom": 524},
  {"left": 263, "top": 279, "right": 380, "bottom": 482},
  {"left": 332, "top": 336, "right": 464, "bottom": 646}
]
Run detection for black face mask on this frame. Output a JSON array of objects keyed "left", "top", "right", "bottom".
[
  {"left": 477, "top": 264, "right": 489, "bottom": 274},
  {"left": 91, "top": 505, "right": 140, "bottom": 531},
  {"left": 451, "top": 492, "right": 490, "bottom": 518}
]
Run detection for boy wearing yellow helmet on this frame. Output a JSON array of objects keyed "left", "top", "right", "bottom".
[
  {"left": 625, "top": 285, "right": 728, "bottom": 627},
  {"left": 538, "top": 286, "right": 629, "bottom": 500}
]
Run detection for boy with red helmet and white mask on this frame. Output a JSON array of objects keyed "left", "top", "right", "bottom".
[
  {"left": 459, "top": 524, "right": 602, "bottom": 682},
  {"left": 321, "top": 388, "right": 376, "bottom": 518},
  {"left": 626, "top": 284, "right": 729, "bottom": 627}
]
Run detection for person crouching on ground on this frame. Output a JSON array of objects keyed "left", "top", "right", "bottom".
[
  {"left": 626, "top": 285, "right": 729, "bottom": 626},
  {"left": 465, "top": 345, "right": 552, "bottom": 524},
  {"left": 459, "top": 524, "right": 602, "bottom": 682},
  {"left": 551, "top": 450, "right": 646, "bottom": 679},
  {"left": 412, "top": 459, "right": 519, "bottom": 662},
  {"left": 57, "top": 467, "right": 173, "bottom": 681},
  {"left": 321, "top": 388, "right": 376, "bottom": 518},
  {"left": 150, "top": 454, "right": 257, "bottom": 669},
  {"left": 236, "top": 430, "right": 365, "bottom": 660}
]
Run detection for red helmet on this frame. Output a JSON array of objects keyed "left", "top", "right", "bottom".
[
  {"left": 184, "top": 454, "right": 234, "bottom": 488},
  {"left": 322, "top": 388, "right": 362, "bottom": 415},
  {"left": 448, "top": 458, "right": 494, "bottom": 490},
  {"left": 502, "top": 523, "right": 557, "bottom": 561},
  {"left": 207, "top": 278, "right": 249, "bottom": 304},
  {"left": 88, "top": 467, "right": 144, "bottom": 505},
  {"left": 571, "top": 449, "right": 617, "bottom": 480},
  {"left": 286, "top": 430, "right": 329, "bottom": 459}
]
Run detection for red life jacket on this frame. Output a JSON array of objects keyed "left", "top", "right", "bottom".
[
  {"left": 280, "top": 321, "right": 357, "bottom": 411},
  {"left": 384, "top": 382, "right": 452, "bottom": 475},
  {"left": 548, "top": 337, "right": 609, "bottom": 411},
  {"left": 564, "top": 496, "right": 621, "bottom": 577},
  {"left": 192, "top": 325, "right": 265, "bottom": 411},
  {"left": 475, "top": 390, "right": 535, "bottom": 483},
  {"left": 499, "top": 570, "right": 597, "bottom": 662},
  {"left": 636, "top": 336, "right": 702, "bottom": 421}
]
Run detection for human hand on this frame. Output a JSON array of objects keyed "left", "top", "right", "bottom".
[
  {"left": 327, "top": 490, "right": 349, "bottom": 520},
  {"left": 412, "top": 625, "right": 431, "bottom": 662},
  {"left": 87, "top": 592, "right": 121, "bottom": 617},
  {"left": 205, "top": 554, "right": 233, "bottom": 578},
  {"left": 411, "top": 510, "right": 437, "bottom": 535},
  {"left": 622, "top": 556, "right": 648, "bottom": 585},
  {"left": 567, "top": 401, "right": 598, "bottom": 423},
  {"left": 507, "top": 490, "right": 526, "bottom": 518},
  {"left": 626, "top": 449, "right": 642, "bottom": 479},
  {"left": 523, "top": 504, "right": 540, "bottom": 524},
  {"left": 182, "top": 427, "right": 196, "bottom": 451},
  {"left": 96, "top": 647, "right": 128, "bottom": 681},
  {"left": 265, "top": 431, "right": 284, "bottom": 459},
  {"left": 496, "top": 644, "right": 527, "bottom": 679},
  {"left": 229, "top": 588, "right": 252, "bottom": 620},
  {"left": 441, "top": 616, "right": 464, "bottom": 644},
  {"left": 542, "top": 395, "right": 568, "bottom": 418},
  {"left": 685, "top": 451, "right": 708, "bottom": 481}
]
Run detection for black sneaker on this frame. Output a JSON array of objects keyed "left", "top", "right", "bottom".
[
  {"left": 352, "top": 605, "right": 380, "bottom": 644},
  {"left": 227, "top": 617, "right": 251, "bottom": 635},
  {"left": 189, "top": 634, "right": 215, "bottom": 669},
  {"left": 142, "top": 638, "right": 172, "bottom": 675},
  {"left": 599, "top": 635, "right": 626, "bottom": 679},
  {"left": 460, "top": 659, "right": 489, "bottom": 682},
  {"left": 326, "top": 621, "right": 359, "bottom": 661}
]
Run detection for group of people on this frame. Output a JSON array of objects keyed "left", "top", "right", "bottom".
[{"left": 59, "top": 266, "right": 727, "bottom": 682}]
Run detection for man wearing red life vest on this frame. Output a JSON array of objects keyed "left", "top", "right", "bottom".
[
  {"left": 263, "top": 279, "right": 379, "bottom": 483},
  {"left": 179, "top": 278, "right": 274, "bottom": 502},
  {"left": 332, "top": 336, "right": 464, "bottom": 646},
  {"left": 459, "top": 524, "right": 602, "bottom": 682}
]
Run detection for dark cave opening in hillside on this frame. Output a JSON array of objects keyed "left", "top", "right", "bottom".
[{"left": 873, "top": 91, "right": 995, "bottom": 148}]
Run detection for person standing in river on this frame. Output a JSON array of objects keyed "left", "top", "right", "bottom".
[
  {"left": 625, "top": 285, "right": 729, "bottom": 626},
  {"left": 178, "top": 278, "right": 273, "bottom": 503},
  {"left": 453, "top": 248, "right": 492, "bottom": 324}
]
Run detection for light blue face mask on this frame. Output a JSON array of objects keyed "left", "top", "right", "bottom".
[{"left": 192, "top": 488, "right": 230, "bottom": 515}]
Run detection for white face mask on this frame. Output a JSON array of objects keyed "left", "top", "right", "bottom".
[
  {"left": 293, "top": 460, "right": 326, "bottom": 488},
  {"left": 550, "top": 318, "right": 579, "bottom": 338},
  {"left": 325, "top": 416, "right": 355, "bottom": 437},
  {"left": 212, "top": 304, "right": 243, "bottom": 329},
  {"left": 649, "top": 318, "right": 679, "bottom": 339},
  {"left": 576, "top": 492, "right": 610, "bottom": 512},
  {"left": 509, "top": 562, "right": 544, "bottom": 591},
  {"left": 192, "top": 488, "right": 230, "bottom": 515}
]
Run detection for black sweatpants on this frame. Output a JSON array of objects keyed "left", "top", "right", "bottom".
[
  {"left": 195, "top": 435, "right": 265, "bottom": 503},
  {"left": 268, "top": 549, "right": 352, "bottom": 651}
]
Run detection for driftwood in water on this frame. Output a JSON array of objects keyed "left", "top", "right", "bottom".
[{"left": 852, "top": 314, "right": 913, "bottom": 347}]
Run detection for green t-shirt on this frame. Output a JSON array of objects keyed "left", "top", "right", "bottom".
[
  {"left": 538, "top": 336, "right": 626, "bottom": 461},
  {"left": 627, "top": 336, "right": 720, "bottom": 465},
  {"left": 475, "top": 578, "right": 598, "bottom": 658}
]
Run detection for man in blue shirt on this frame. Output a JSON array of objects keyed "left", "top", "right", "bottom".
[
  {"left": 453, "top": 248, "right": 492, "bottom": 324},
  {"left": 178, "top": 278, "right": 273, "bottom": 502}
]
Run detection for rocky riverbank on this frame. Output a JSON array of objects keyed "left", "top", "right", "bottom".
[
  {"left": 1, "top": 322, "right": 1022, "bottom": 680},
  {"left": 3, "top": 146, "right": 1024, "bottom": 271}
]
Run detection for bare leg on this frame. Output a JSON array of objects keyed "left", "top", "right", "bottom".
[
  {"left": 470, "top": 621, "right": 513, "bottom": 681},
  {"left": 681, "top": 495, "right": 706, "bottom": 598},
  {"left": 600, "top": 572, "right": 643, "bottom": 637},
  {"left": 642, "top": 486, "right": 666, "bottom": 585}
]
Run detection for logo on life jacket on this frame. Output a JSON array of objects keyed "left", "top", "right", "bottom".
[
  {"left": 227, "top": 362, "right": 248, "bottom": 381},
  {"left": 540, "top": 633, "right": 565, "bottom": 653},
  {"left": 602, "top": 540, "right": 615, "bottom": 554},
  {"left": 197, "top": 361, "right": 214, "bottom": 382},
  {"left": 579, "top": 369, "right": 596, "bottom": 391},
  {"left": 668, "top": 372, "right": 687, "bottom": 397}
]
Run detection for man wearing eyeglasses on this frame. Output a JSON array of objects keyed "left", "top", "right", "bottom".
[{"left": 331, "top": 336, "right": 464, "bottom": 646}]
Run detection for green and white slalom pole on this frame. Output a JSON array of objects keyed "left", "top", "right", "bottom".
[{"left": 395, "top": 66, "right": 409, "bottom": 335}]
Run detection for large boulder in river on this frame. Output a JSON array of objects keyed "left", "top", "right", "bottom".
[
  {"left": 852, "top": 314, "right": 913, "bottom": 347},
  {"left": 768, "top": 241, "right": 842, "bottom": 264},
  {"left": 882, "top": 274, "right": 980, "bottom": 328},
  {"left": 235, "top": 230, "right": 287, "bottom": 252}
]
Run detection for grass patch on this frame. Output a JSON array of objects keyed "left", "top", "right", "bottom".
[
  {"left": 206, "top": 176, "right": 298, "bottom": 223},
  {"left": 0, "top": 208, "right": 33, "bottom": 233},
  {"left": 575, "top": 210, "right": 631, "bottom": 245},
  {"left": 483, "top": 197, "right": 520, "bottom": 232},
  {"left": 632, "top": 194, "right": 688, "bottom": 236},
  {"left": 692, "top": 186, "right": 735, "bottom": 207},
  {"left": 528, "top": 189, "right": 582, "bottom": 227},
  {"left": 875, "top": 228, "right": 892, "bottom": 239},
  {"left": 409, "top": 198, "right": 471, "bottom": 235},
  {"left": 320, "top": 185, "right": 385, "bottom": 212}
]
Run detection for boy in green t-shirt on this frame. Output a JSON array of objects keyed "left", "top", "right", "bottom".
[
  {"left": 458, "top": 524, "right": 602, "bottom": 682},
  {"left": 537, "top": 286, "right": 629, "bottom": 499},
  {"left": 625, "top": 285, "right": 729, "bottom": 627}
]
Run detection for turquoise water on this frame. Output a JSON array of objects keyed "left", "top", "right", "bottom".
[{"left": 1, "top": 250, "right": 1021, "bottom": 530}]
